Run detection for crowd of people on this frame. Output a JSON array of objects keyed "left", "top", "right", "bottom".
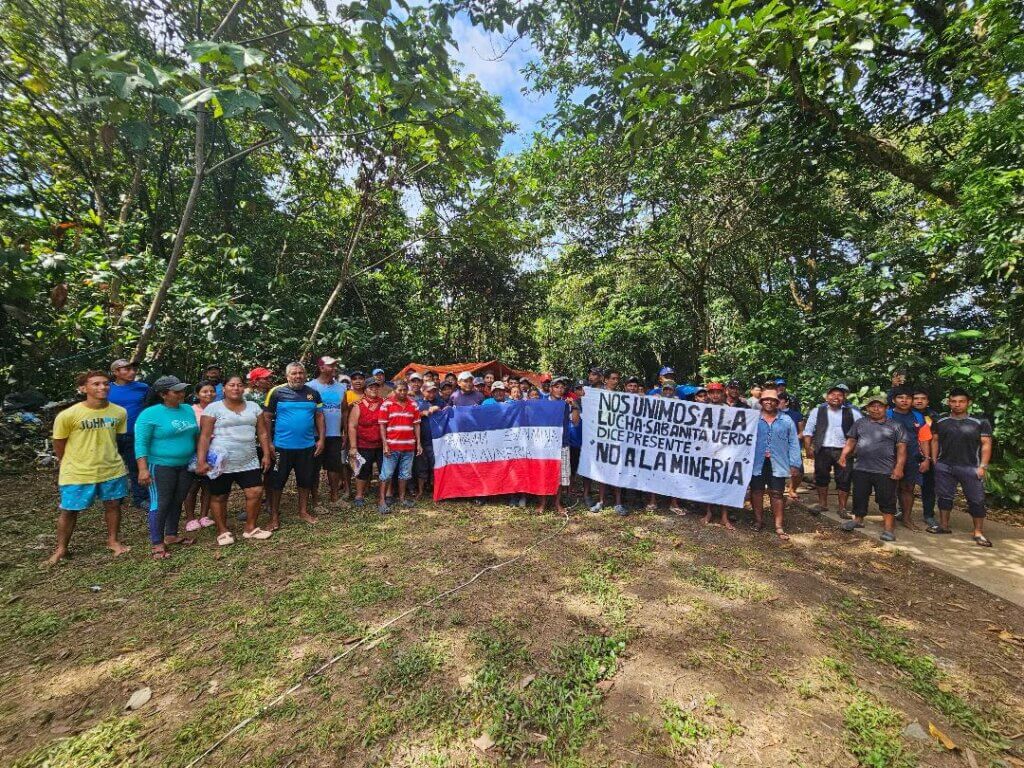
[{"left": 45, "top": 357, "right": 996, "bottom": 564}]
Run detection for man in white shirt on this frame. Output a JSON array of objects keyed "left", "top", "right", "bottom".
[{"left": 802, "top": 384, "right": 862, "bottom": 518}]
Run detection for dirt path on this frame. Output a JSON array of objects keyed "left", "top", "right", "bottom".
[{"left": 1, "top": 472, "right": 1023, "bottom": 767}]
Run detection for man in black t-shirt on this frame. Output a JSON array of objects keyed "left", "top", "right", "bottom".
[{"left": 929, "top": 387, "right": 994, "bottom": 546}]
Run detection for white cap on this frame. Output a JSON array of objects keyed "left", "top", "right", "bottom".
[{"left": 457, "top": 371, "right": 473, "bottom": 381}]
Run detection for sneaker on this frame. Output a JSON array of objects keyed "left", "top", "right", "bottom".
[
  {"left": 880, "top": 531, "right": 896, "bottom": 542},
  {"left": 198, "top": 516, "right": 215, "bottom": 528},
  {"left": 615, "top": 505, "right": 629, "bottom": 517},
  {"left": 352, "top": 498, "right": 366, "bottom": 508},
  {"left": 893, "top": 509, "right": 903, "bottom": 521},
  {"left": 401, "top": 499, "right": 415, "bottom": 508},
  {"left": 840, "top": 519, "right": 864, "bottom": 531},
  {"left": 589, "top": 501, "right": 604, "bottom": 514},
  {"left": 923, "top": 516, "right": 937, "bottom": 528},
  {"left": 378, "top": 503, "right": 390, "bottom": 515}
]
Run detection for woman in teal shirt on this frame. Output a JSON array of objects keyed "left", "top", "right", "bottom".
[{"left": 135, "top": 376, "right": 199, "bottom": 559}]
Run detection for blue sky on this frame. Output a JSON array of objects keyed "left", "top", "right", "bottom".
[{"left": 448, "top": 15, "right": 554, "bottom": 154}]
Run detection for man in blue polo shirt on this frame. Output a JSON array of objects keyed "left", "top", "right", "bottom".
[
  {"left": 107, "top": 359, "right": 149, "bottom": 509},
  {"left": 262, "top": 361, "right": 325, "bottom": 529}
]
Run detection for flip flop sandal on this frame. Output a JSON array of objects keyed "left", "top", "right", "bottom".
[
  {"left": 973, "top": 535, "right": 993, "bottom": 547},
  {"left": 775, "top": 527, "right": 791, "bottom": 541},
  {"left": 243, "top": 528, "right": 273, "bottom": 540},
  {"left": 938, "top": 527, "right": 953, "bottom": 534},
  {"left": 216, "top": 532, "right": 236, "bottom": 547},
  {"left": 752, "top": 522, "right": 764, "bottom": 532},
  {"left": 184, "top": 519, "right": 201, "bottom": 532},
  {"left": 925, "top": 525, "right": 942, "bottom": 534},
  {"left": 151, "top": 549, "right": 170, "bottom": 560}
]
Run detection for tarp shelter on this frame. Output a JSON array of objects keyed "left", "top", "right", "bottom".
[{"left": 395, "top": 360, "right": 546, "bottom": 385}]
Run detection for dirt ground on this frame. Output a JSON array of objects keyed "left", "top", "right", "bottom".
[{"left": 1, "top": 471, "right": 1023, "bottom": 768}]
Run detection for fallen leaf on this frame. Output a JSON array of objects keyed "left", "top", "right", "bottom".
[
  {"left": 472, "top": 733, "right": 495, "bottom": 752},
  {"left": 125, "top": 687, "right": 151, "bottom": 711},
  {"left": 965, "top": 747, "right": 979, "bottom": 768},
  {"left": 519, "top": 673, "right": 536, "bottom": 690},
  {"left": 596, "top": 679, "right": 614, "bottom": 693},
  {"left": 928, "top": 721, "right": 957, "bottom": 751},
  {"left": 468, "top": 535, "right": 485, "bottom": 543}
]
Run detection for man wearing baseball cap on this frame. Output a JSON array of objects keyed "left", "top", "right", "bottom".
[
  {"left": 705, "top": 381, "right": 726, "bottom": 406},
  {"left": 537, "top": 376, "right": 571, "bottom": 515},
  {"left": 539, "top": 373, "right": 552, "bottom": 400},
  {"left": 244, "top": 367, "right": 274, "bottom": 404},
  {"left": 803, "top": 384, "right": 862, "bottom": 517},
  {"left": 107, "top": 358, "right": 150, "bottom": 509},
  {"left": 481, "top": 380, "right": 509, "bottom": 405},
  {"left": 372, "top": 368, "right": 393, "bottom": 398},
  {"left": 307, "top": 356, "right": 348, "bottom": 504},
  {"left": 647, "top": 366, "right": 675, "bottom": 395},
  {"left": 449, "top": 371, "right": 485, "bottom": 407},
  {"left": 407, "top": 371, "right": 424, "bottom": 398},
  {"left": 725, "top": 380, "right": 748, "bottom": 409},
  {"left": 837, "top": 395, "right": 906, "bottom": 542},
  {"left": 414, "top": 381, "right": 446, "bottom": 498}
]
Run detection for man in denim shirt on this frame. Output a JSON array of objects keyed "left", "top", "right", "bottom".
[{"left": 750, "top": 388, "right": 803, "bottom": 540}]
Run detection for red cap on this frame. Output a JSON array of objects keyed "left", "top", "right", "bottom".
[
  {"left": 706, "top": 381, "right": 725, "bottom": 391},
  {"left": 247, "top": 367, "right": 273, "bottom": 381},
  {"left": 540, "top": 373, "right": 552, "bottom": 383},
  {"left": 317, "top": 355, "right": 339, "bottom": 367}
]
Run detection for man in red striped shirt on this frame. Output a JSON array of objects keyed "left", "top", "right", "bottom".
[{"left": 377, "top": 380, "right": 423, "bottom": 514}]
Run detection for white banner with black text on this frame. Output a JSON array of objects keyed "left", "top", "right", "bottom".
[{"left": 578, "top": 388, "right": 758, "bottom": 507}]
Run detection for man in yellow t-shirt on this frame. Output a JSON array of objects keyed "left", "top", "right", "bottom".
[{"left": 48, "top": 370, "right": 132, "bottom": 565}]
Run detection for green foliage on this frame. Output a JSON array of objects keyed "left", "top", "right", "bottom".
[
  {"left": 11, "top": 716, "right": 147, "bottom": 768},
  {"left": 842, "top": 692, "right": 916, "bottom": 768},
  {"left": 835, "top": 600, "right": 1007, "bottom": 748}
]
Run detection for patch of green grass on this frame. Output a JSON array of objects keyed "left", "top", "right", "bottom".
[
  {"left": 575, "top": 561, "right": 634, "bottom": 626},
  {"left": 170, "top": 677, "right": 276, "bottom": 766},
  {"left": 0, "top": 603, "right": 97, "bottom": 640},
  {"left": 843, "top": 691, "right": 916, "bottom": 768},
  {"left": 676, "top": 564, "right": 773, "bottom": 601},
  {"left": 360, "top": 641, "right": 454, "bottom": 747},
  {"left": 835, "top": 600, "right": 1006, "bottom": 748},
  {"left": 12, "top": 715, "right": 148, "bottom": 767},
  {"left": 661, "top": 700, "right": 713, "bottom": 753},
  {"left": 348, "top": 574, "right": 401, "bottom": 607},
  {"left": 473, "top": 631, "right": 627, "bottom": 766}
]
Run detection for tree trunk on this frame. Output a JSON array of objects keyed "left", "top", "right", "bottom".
[
  {"left": 301, "top": 205, "right": 369, "bottom": 360},
  {"left": 129, "top": 0, "right": 246, "bottom": 363},
  {"left": 131, "top": 106, "right": 207, "bottom": 363}
]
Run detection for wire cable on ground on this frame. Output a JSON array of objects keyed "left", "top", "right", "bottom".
[{"left": 184, "top": 506, "right": 572, "bottom": 768}]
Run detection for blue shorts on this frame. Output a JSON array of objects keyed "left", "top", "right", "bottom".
[
  {"left": 380, "top": 450, "right": 414, "bottom": 482},
  {"left": 59, "top": 475, "right": 128, "bottom": 511}
]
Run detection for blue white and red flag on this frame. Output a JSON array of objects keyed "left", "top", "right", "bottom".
[{"left": 430, "top": 400, "right": 566, "bottom": 500}]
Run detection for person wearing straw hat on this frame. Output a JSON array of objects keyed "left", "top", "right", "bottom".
[{"left": 749, "top": 388, "right": 803, "bottom": 541}]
